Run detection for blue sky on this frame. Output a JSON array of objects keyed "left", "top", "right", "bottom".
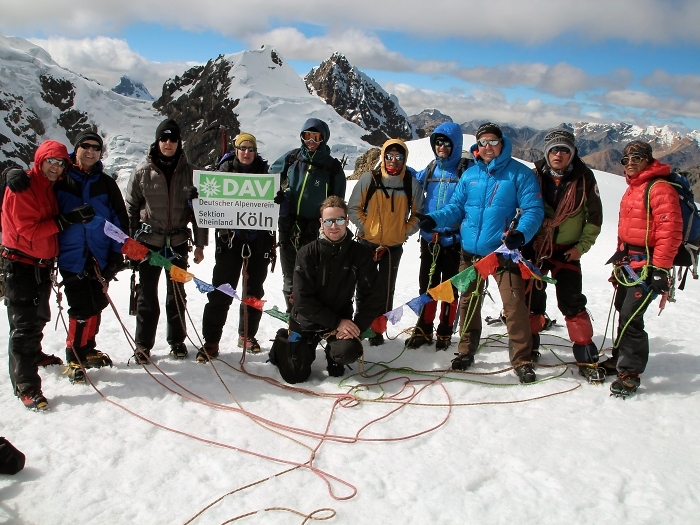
[{"left": 2, "top": 0, "right": 699, "bottom": 132}]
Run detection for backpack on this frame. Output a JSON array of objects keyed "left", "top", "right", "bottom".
[
  {"left": 269, "top": 328, "right": 316, "bottom": 384},
  {"left": 645, "top": 173, "right": 700, "bottom": 284},
  {"left": 362, "top": 169, "right": 415, "bottom": 214}
]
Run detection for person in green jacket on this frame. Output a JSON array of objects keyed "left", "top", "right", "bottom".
[{"left": 523, "top": 126, "right": 604, "bottom": 382}]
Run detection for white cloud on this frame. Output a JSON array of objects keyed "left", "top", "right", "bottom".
[
  {"left": 2, "top": 0, "right": 700, "bottom": 45},
  {"left": 28, "top": 37, "right": 198, "bottom": 96}
]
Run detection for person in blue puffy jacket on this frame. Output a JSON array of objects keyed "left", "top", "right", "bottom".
[
  {"left": 406, "top": 123, "right": 471, "bottom": 351},
  {"left": 417, "top": 123, "right": 544, "bottom": 383}
]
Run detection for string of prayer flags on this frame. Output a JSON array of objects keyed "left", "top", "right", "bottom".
[
  {"left": 104, "top": 221, "right": 130, "bottom": 243},
  {"left": 148, "top": 251, "right": 173, "bottom": 270},
  {"left": 473, "top": 252, "right": 499, "bottom": 279},
  {"left": 217, "top": 283, "right": 239, "bottom": 299},
  {"left": 428, "top": 279, "right": 455, "bottom": 303}
]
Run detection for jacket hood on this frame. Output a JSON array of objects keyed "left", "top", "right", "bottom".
[
  {"left": 430, "top": 122, "right": 464, "bottom": 171},
  {"left": 380, "top": 138, "right": 409, "bottom": 179},
  {"left": 29, "top": 140, "right": 70, "bottom": 178},
  {"left": 626, "top": 159, "right": 671, "bottom": 186},
  {"left": 300, "top": 118, "right": 331, "bottom": 144},
  {"left": 470, "top": 134, "right": 514, "bottom": 172}
]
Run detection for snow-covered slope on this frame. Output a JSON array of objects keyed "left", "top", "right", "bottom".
[
  {"left": 2, "top": 136, "right": 700, "bottom": 524},
  {"left": 0, "top": 34, "right": 161, "bottom": 180}
]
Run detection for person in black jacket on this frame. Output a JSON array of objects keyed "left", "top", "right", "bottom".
[
  {"left": 272, "top": 196, "right": 383, "bottom": 382},
  {"left": 197, "top": 133, "right": 275, "bottom": 360}
]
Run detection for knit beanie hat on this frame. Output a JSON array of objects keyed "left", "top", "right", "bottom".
[
  {"left": 74, "top": 129, "right": 103, "bottom": 150},
  {"left": 476, "top": 122, "right": 503, "bottom": 140},
  {"left": 155, "top": 118, "right": 181, "bottom": 142},
  {"left": 234, "top": 133, "right": 257, "bottom": 149},
  {"left": 623, "top": 140, "right": 654, "bottom": 163}
]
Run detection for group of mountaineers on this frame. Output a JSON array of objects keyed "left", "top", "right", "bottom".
[{"left": 1, "top": 114, "right": 690, "bottom": 411}]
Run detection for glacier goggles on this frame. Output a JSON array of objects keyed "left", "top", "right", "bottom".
[
  {"left": 78, "top": 142, "right": 102, "bottom": 151},
  {"left": 46, "top": 158, "right": 67, "bottom": 167},
  {"left": 302, "top": 131, "right": 323, "bottom": 143},
  {"left": 321, "top": 217, "right": 347, "bottom": 227},
  {"left": 477, "top": 138, "right": 502, "bottom": 147},
  {"left": 384, "top": 153, "right": 405, "bottom": 162},
  {"left": 549, "top": 146, "right": 571, "bottom": 155},
  {"left": 620, "top": 155, "right": 644, "bottom": 166},
  {"left": 236, "top": 146, "right": 256, "bottom": 153},
  {"left": 434, "top": 138, "right": 452, "bottom": 148}
]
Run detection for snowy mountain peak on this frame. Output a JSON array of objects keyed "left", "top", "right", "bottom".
[
  {"left": 111, "top": 75, "right": 154, "bottom": 101},
  {"left": 305, "top": 53, "right": 416, "bottom": 146}
]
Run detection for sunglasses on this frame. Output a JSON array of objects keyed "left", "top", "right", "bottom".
[
  {"left": 236, "top": 146, "right": 256, "bottom": 153},
  {"left": 620, "top": 155, "right": 644, "bottom": 166},
  {"left": 302, "top": 132, "right": 323, "bottom": 143},
  {"left": 322, "top": 217, "right": 347, "bottom": 227},
  {"left": 477, "top": 138, "right": 502, "bottom": 147},
  {"left": 79, "top": 142, "right": 102, "bottom": 151},
  {"left": 384, "top": 153, "right": 405, "bottom": 162},
  {"left": 435, "top": 138, "right": 453, "bottom": 148},
  {"left": 549, "top": 146, "right": 571, "bottom": 155},
  {"left": 46, "top": 158, "right": 67, "bottom": 167},
  {"left": 159, "top": 136, "right": 179, "bottom": 143}
]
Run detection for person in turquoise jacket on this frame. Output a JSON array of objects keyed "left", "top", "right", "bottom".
[{"left": 417, "top": 122, "right": 544, "bottom": 383}]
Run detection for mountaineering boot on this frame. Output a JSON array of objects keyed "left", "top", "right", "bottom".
[
  {"left": 197, "top": 342, "right": 220, "bottom": 363},
  {"left": 515, "top": 364, "right": 536, "bottom": 384},
  {"left": 578, "top": 364, "right": 605, "bottom": 384},
  {"left": 169, "top": 343, "right": 188, "bottom": 359},
  {"left": 598, "top": 357, "right": 618, "bottom": 376},
  {"left": 434, "top": 323, "right": 453, "bottom": 351},
  {"left": 18, "top": 388, "right": 49, "bottom": 411},
  {"left": 325, "top": 349, "right": 345, "bottom": 378},
  {"left": 35, "top": 352, "right": 63, "bottom": 367},
  {"left": 451, "top": 352, "right": 475, "bottom": 371},
  {"left": 405, "top": 322, "right": 434, "bottom": 349},
  {"left": 65, "top": 362, "right": 86, "bottom": 385},
  {"left": 84, "top": 350, "right": 113, "bottom": 369},
  {"left": 133, "top": 345, "right": 151, "bottom": 365},
  {"left": 610, "top": 373, "right": 640, "bottom": 398},
  {"left": 238, "top": 336, "right": 261, "bottom": 354},
  {"left": 368, "top": 333, "right": 384, "bottom": 346}
]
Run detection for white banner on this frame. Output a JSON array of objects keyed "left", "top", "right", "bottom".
[{"left": 192, "top": 170, "right": 280, "bottom": 231}]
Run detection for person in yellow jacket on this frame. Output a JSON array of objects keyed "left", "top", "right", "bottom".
[{"left": 348, "top": 139, "right": 424, "bottom": 345}]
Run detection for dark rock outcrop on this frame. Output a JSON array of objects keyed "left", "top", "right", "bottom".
[{"left": 305, "top": 53, "right": 416, "bottom": 147}]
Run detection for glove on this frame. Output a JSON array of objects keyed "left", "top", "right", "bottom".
[
  {"left": 503, "top": 230, "right": 525, "bottom": 250},
  {"left": 414, "top": 212, "right": 437, "bottom": 233},
  {"left": 273, "top": 189, "right": 286, "bottom": 205},
  {"left": 184, "top": 186, "right": 199, "bottom": 200},
  {"left": 55, "top": 205, "right": 95, "bottom": 231},
  {"left": 101, "top": 253, "right": 127, "bottom": 282},
  {"left": 4, "top": 167, "right": 30, "bottom": 193},
  {"left": 649, "top": 269, "right": 669, "bottom": 294}
]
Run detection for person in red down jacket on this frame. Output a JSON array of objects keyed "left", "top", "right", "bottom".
[
  {"left": 603, "top": 140, "right": 682, "bottom": 397},
  {"left": 2, "top": 140, "right": 95, "bottom": 411}
]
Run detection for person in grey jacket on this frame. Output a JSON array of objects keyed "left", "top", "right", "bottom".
[{"left": 126, "top": 118, "right": 208, "bottom": 362}]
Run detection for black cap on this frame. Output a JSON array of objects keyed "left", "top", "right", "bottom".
[
  {"left": 476, "top": 122, "right": 503, "bottom": 140},
  {"left": 156, "top": 118, "right": 181, "bottom": 142},
  {"left": 74, "top": 129, "right": 103, "bottom": 150}
]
